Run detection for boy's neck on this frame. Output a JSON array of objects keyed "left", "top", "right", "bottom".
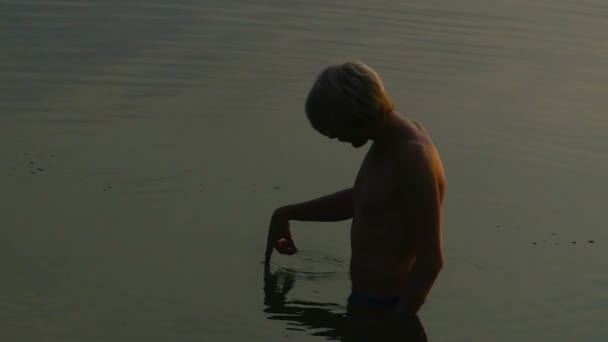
[{"left": 369, "top": 111, "right": 410, "bottom": 144}]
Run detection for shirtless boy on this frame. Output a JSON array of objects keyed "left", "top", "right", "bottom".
[{"left": 264, "top": 61, "right": 446, "bottom": 319}]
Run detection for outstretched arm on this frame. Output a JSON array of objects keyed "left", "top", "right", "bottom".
[
  {"left": 265, "top": 188, "right": 354, "bottom": 265},
  {"left": 277, "top": 188, "right": 354, "bottom": 222}
]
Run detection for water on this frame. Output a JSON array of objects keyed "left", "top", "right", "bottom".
[{"left": 1, "top": 0, "right": 607, "bottom": 341}]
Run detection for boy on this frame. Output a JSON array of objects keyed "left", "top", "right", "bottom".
[{"left": 265, "top": 61, "right": 446, "bottom": 321}]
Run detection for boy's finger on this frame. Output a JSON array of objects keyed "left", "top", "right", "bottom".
[{"left": 264, "top": 241, "right": 273, "bottom": 264}]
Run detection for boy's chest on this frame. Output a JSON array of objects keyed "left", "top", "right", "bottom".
[{"left": 353, "top": 153, "right": 406, "bottom": 214}]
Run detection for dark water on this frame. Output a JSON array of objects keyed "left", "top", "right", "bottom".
[{"left": 2, "top": 0, "right": 608, "bottom": 341}]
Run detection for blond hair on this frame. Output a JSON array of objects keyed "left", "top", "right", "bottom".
[{"left": 305, "top": 61, "right": 394, "bottom": 136}]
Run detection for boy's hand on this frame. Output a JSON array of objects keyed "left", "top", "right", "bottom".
[{"left": 265, "top": 208, "right": 298, "bottom": 265}]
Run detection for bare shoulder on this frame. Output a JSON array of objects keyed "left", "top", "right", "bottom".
[
  {"left": 410, "top": 119, "right": 428, "bottom": 133},
  {"left": 396, "top": 140, "right": 437, "bottom": 172},
  {"left": 396, "top": 140, "right": 446, "bottom": 200}
]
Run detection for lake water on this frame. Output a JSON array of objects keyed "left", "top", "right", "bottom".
[{"left": 1, "top": 0, "right": 607, "bottom": 341}]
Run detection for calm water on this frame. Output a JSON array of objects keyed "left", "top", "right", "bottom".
[{"left": 2, "top": 0, "right": 608, "bottom": 341}]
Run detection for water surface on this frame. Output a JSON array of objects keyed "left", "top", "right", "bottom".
[{"left": 2, "top": 0, "right": 608, "bottom": 341}]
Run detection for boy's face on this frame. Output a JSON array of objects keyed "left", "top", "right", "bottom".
[{"left": 323, "top": 123, "right": 369, "bottom": 148}]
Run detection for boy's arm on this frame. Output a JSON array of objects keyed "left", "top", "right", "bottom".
[
  {"left": 265, "top": 188, "right": 354, "bottom": 265},
  {"left": 277, "top": 188, "right": 354, "bottom": 222},
  {"left": 395, "top": 146, "right": 444, "bottom": 315}
]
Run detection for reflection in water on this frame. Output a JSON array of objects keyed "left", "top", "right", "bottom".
[
  {"left": 263, "top": 266, "right": 344, "bottom": 340},
  {"left": 263, "top": 266, "right": 427, "bottom": 341}
]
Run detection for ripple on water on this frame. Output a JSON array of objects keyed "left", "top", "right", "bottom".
[{"left": 271, "top": 250, "right": 349, "bottom": 282}]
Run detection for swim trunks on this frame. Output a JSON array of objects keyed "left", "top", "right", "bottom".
[{"left": 348, "top": 290, "right": 400, "bottom": 310}]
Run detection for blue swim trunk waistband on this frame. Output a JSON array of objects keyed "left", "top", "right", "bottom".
[{"left": 348, "top": 290, "right": 399, "bottom": 310}]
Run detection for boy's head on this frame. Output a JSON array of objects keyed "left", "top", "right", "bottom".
[{"left": 305, "top": 61, "right": 395, "bottom": 147}]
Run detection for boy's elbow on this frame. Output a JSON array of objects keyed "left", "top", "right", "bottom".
[
  {"left": 435, "top": 252, "right": 445, "bottom": 269},
  {"left": 428, "top": 257, "right": 444, "bottom": 274},
  {"left": 435, "top": 257, "right": 444, "bottom": 273},
  {"left": 417, "top": 253, "right": 444, "bottom": 273}
]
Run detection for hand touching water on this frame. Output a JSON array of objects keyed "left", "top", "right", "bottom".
[{"left": 265, "top": 208, "right": 298, "bottom": 265}]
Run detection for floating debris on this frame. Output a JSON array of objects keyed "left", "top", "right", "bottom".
[
  {"left": 571, "top": 241, "right": 577, "bottom": 244},
  {"left": 589, "top": 240, "right": 595, "bottom": 244},
  {"left": 532, "top": 242, "right": 537, "bottom": 245},
  {"left": 273, "top": 186, "right": 281, "bottom": 190}
]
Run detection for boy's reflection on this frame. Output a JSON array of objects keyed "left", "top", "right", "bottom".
[{"left": 263, "top": 266, "right": 427, "bottom": 341}]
